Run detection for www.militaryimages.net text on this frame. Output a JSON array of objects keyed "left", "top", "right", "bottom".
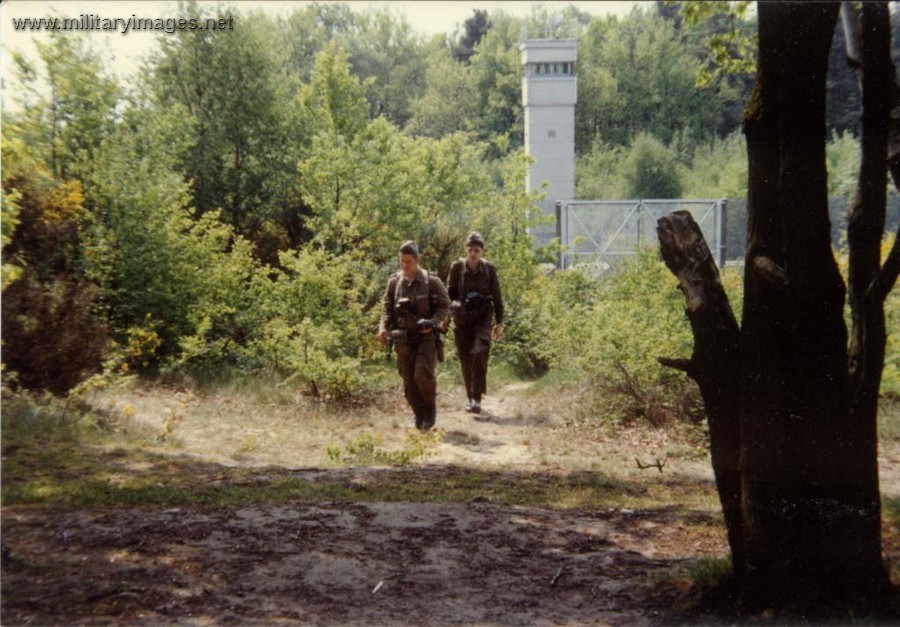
[{"left": 11, "top": 13, "right": 235, "bottom": 35}]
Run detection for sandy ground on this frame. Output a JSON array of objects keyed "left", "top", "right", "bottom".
[
  {"left": 2, "top": 379, "right": 898, "bottom": 625},
  {"left": 2, "top": 497, "right": 725, "bottom": 625}
]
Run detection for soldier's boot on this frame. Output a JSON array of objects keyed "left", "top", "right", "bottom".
[
  {"left": 421, "top": 406, "right": 436, "bottom": 432},
  {"left": 465, "top": 398, "right": 475, "bottom": 413},
  {"left": 470, "top": 396, "right": 481, "bottom": 414}
]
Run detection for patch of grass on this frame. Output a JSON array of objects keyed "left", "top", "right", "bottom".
[
  {"left": 1, "top": 391, "right": 98, "bottom": 443},
  {"left": 528, "top": 367, "right": 584, "bottom": 395},
  {"left": 2, "top": 418, "right": 722, "bottom": 511},
  {"left": 1, "top": 381, "right": 720, "bottom": 515},
  {"left": 486, "top": 361, "right": 524, "bottom": 391},
  {"left": 687, "top": 556, "right": 733, "bottom": 589},
  {"left": 885, "top": 497, "right": 900, "bottom": 527},
  {"left": 325, "top": 430, "right": 443, "bottom": 467}
]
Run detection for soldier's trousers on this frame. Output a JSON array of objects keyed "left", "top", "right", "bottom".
[
  {"left": 396, "top": 338, "right": 437, "bottom": 416},
  {"left": 454, "top": 322, "right": 492, "bottom": 401}
]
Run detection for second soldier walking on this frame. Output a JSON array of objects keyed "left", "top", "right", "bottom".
[{"left": 447, "top": 232, "right": 504, "bottom": 414}]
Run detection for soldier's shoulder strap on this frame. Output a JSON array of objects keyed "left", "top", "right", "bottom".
[
  {"left": 426, "top": 270, "right": 447, "bottom": 303},
  {"left": 389, "top": 272, "right": 402, "bottom": 304},
  {"left": 454, "top": 258, "right": 467, "bottom": 298}
]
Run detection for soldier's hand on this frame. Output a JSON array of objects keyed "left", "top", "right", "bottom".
[
  {"left": 492, "top": 323, "right": 504, "bottom": 341},
  {"left": 378, "top": 328, "right": 388, "bottom": 344}
]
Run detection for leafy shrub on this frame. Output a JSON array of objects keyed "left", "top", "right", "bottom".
[
  {"left": 682, "top": 131, "right": 748, "bottom": 200},
  {"left": 1, "top": 386, "right": 97, "bottom": 443},
  {"left": 576, "top": 140, "right": 626, "bottom": 200},
  {"left": 535, "top": 249, "right": 719, "bottom": 426},
  {"left": 2, "top": 275, "right": 110, "bottom": 394},
  {"left": 620, "top": 132, "right": 685, "bottom": 199},
  {"left": 227, "top": 247, "right": 379, "bottom": 399},
  {"left": 1, "top": 141, "right": 110, "bottom": 393}
]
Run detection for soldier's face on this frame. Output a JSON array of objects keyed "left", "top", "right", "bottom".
[
  {"left": 399, "top": 253, "right": 419, "bottom": 278},
  {"left": 466, "top": 245, "right": 484, "bottom": 264}
]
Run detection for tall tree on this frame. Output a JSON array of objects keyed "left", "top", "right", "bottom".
[
  {"left": 656, "top": 1, "right": 899, "bottom": 613},
  {"left": 406, "top": 40, "right": 478, "bottom": 138},
  {"left": 1, "top": 31, "right": 118, "bottom": 392},
  {"left": 277, "top": 2, "right": 357, "bottom": 82},
  {"left": 344, "top": 7, "right": 426, "bottom": 127},
  {"left": 150, "top": 2, "right": 301, "bottom": 250},
  {"left": 576, "top": 9, "right": 728, "bottom": 152},
  {"left": 10, "top": 31, "right": 118, "bottom": 182},
  {"left": 452, "top": 9, "right": 491, "bottom": 63},
  {"left": 467, "top": 12, "right": 524, "bottom": 154}
]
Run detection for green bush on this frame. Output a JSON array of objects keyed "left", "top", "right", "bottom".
[
  {"left": 535, "top": 249, "right": 728, "bottom": 426},
  {"left": 620, "top": 132, "right": 685, "bottom": 199},
  {"left": 1, "top": 386, "right": 99, "bottom": 443}
]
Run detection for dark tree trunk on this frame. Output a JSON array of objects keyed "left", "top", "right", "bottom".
[
  {"left": 740, "top": 3, "right": 866, "bottom": 604},
  {"left": 656, "top": 213, "right": 744, "bottom": 573},
  {"left": 845, "top": 1, "right": 894, "bottom": 603},
  {"left": 657, "top": 1, "right": 896, "bottom": 613}
]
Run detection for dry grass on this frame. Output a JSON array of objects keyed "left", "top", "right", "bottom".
[{"left": 3, "top": 371, "right": 723, "bottom": 512}]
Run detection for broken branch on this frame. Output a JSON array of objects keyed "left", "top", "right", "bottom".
[
  {"left": 550, "top": 566, "right": 564, "bottom": 587},
  {"left": 868, "top": 225, "right": 900, "bottom": 305},
  {"left": 657, "top": 357, "right": 693, "bottom": 373},
  {"left": 635, "top": 456, "right": 668, "bottom": 473}
]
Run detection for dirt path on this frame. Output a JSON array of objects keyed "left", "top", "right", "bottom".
[{"left": 4, "top": 381, "right": 896, "bottom": 624}]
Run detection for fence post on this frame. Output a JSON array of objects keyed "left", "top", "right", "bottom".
[
  {"left": 719, "top": 198, "right": 728, "bottom": 266},
  {"left": 636, "top": 200, "right": 643, "bottom": 248},
  {"left": 555, "top": 200, "right": 563, "bottom": 268}
]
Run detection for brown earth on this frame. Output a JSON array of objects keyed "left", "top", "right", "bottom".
[
  {"left": 2, "top": 496, "right": 725, "bottom": 626},
  {"left": 2, "top": 379, "right": 898, "bottom": 625}
]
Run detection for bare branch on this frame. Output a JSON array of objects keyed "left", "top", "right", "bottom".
[
  {"left": 869, "top": 225, "right": 900, "bottom": 305},
  {"left": 843, "top": 1, "right": 900, "bottom": 190},
  {"left": 635, "top": 456, "right": 668, "bottom": 473},
  {"left": 657, "top": 357, "right": 693, "bottom": 373},
  {"left": 549, "top": 566, "right": 564, "bottom": 587}
]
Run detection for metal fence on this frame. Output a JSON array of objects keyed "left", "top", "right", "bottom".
[{"left": 556, "top": 199, "right": 727, "bottom": 269}]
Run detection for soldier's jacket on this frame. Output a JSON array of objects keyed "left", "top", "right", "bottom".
[
  {"left": 447, "top": 258, "right": 504, "bottom": 326},
  {"left": 379, "top": 267, "right": 450, "bottom": 335}
]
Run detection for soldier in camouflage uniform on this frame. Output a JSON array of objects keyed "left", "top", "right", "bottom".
[
  {"left": 447, "top": 232, "right": 504, "bottom": 414},
  {"left": 378, "top": 241, "right": 450, "bottom": 431}
]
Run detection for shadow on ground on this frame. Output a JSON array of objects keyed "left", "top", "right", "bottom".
[{"left": 1, "top": 440, "right": 735, "bottom": 625}]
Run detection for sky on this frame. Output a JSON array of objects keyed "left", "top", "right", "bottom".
[{"left": 0, "top": 0, "right": 642, "bottom": 107}]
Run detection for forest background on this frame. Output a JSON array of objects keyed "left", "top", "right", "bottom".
[{"left": 2, "top": 0, "right": 899, "bottom": 427}]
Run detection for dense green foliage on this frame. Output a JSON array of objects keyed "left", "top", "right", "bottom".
[
  {"left": 518, "top": 250, "right": 741, "bottom": 425},
  {"left": 1, "top": 1, "right": 896, "bottom": 415}
]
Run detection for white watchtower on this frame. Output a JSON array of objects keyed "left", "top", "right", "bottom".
[{"left": 520, "top": 39, "right": 577, "bottom": 248}]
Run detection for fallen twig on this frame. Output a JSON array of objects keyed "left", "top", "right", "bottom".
[
  {"left": 635, "top": 455, "right": 668, "bottom": 473},
  {"left": 550, "top": 566, "right": 563, "bottom": 587}
]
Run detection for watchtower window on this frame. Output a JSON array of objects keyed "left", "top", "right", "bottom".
[{"left": 526, "top": 62, "right": 575, "bottom": 77}]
